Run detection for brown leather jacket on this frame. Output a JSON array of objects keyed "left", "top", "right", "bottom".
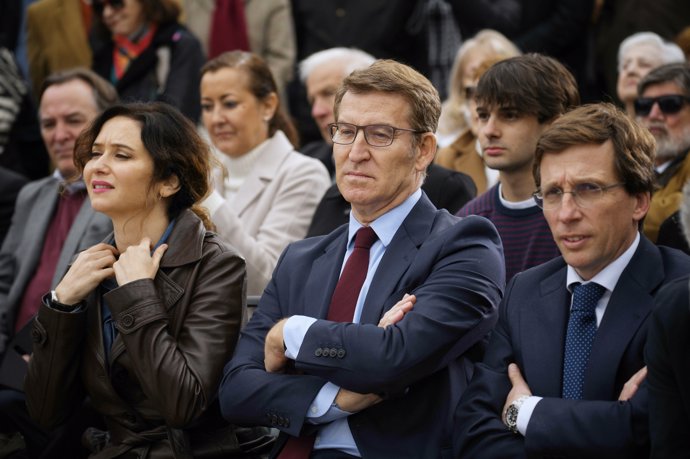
[{"left": 25, "top": 209, "right": 246, "bottom": 458}]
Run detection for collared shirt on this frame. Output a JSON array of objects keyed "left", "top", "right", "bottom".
[
  {"left": 283, "top": 188, "right": 422, "bottom": 456},
  {"left": 515, "top": 232, "right": 641, "bottom": 435}
]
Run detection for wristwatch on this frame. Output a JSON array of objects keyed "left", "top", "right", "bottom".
[
  {"left": 505, "top": 395, "right": 530, "bottom": 434},
  {"left": 49, "top": 290, "right": 79, "bottom": 312}
]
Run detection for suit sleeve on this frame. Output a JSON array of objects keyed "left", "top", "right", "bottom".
[
  {"left": 219, "top": 245, "right": 332, "bottom": 436},
  {"left": 455, "top": 274, "right": 649, "bottom": 459},
  {"left": 453, "top": 276, "right": 528, "bottom": 459},
  {"left": 0, "top": 183, "right": 35, "bottom": 353},
  {"left": 294, "top": 215, "right": 504, "bottom": 394},
  {"left": 645, "top": 282, "right": 690, "bottom": 459}
]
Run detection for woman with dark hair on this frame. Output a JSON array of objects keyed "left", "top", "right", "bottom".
[
  {"left": 91, "top": 0, "right": 205, "bottom": 121},
  {"left": 24, "top": 102, "right": 246, "bottom": 457},
  {"left": 200, "top": 50, "right": 330, "bottom": 297}
]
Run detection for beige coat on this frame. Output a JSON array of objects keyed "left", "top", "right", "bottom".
[
  {"left": 210, "top": 130, "right": 330, "bottom": 297},
  {"left": 27, "top": 0, "right": 92, "bottom": 98}
]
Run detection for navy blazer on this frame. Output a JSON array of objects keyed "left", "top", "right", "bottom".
[
  {"left": 454, "top": 236, "right": 690, "bottom": 459},
  {"left": 220, "top": 193, "right": 505, "bottom": 458}
]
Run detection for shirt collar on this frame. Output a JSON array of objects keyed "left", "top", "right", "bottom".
[
  {"left": 53, "top": 170, "right": 86, "bottom": 194},
  {"left": 566, "top": 232, "right": 640, "bottom": 293},
  {"left": 346, "top": 188, "right": 422, "bottom": 248}
]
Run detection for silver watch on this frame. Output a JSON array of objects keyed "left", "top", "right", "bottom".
[{"left": 505, "top": 395, "right": 530, "bottom": 434}]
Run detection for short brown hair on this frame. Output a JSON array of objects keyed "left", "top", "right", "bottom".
[
  {"left": 476, "top": 53, "right": 580, "bottom": 123},
  {"left": 74, "top": 102, "right": 213, "bottom": 228},
  {"left": 333, "top": 59, "right": 441, "bottom": 134},
  {"left": 201, "top": 51, "right": 299, "bottom": 147},
  {"left": 533, "top": 103, "right": 656, "bottom": 196},
  {"left": 41, "top": 67, "right": 118, "bottom": 111}
]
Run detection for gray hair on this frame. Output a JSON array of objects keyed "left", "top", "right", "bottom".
[
  {"left": 617, "top": 32, "right": 685, "bottom": 72},
  {"left": 298, "top": 47, "right": 376, "bottom": 84}
]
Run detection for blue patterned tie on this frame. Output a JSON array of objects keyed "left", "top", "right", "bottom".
[{"left": 562, "top": 282, "right": 606, "bottom": 399}]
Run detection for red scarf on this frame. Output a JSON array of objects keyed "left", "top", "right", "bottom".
[
  {"left": 111, "top": 23, "right": 158, "bottom": 81},
  {"left": 208, "top": 0, "right": 250, "bottom": 58}
]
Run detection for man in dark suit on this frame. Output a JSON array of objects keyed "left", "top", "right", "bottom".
[
  {"left": 219, "top": 59, "right": 504, "bottom": 458},
  {"left": 645, "top": 183, "right": 690, "bottom": 458},
  {"left": 454, "top": 103, "right": 690, "bottom": 458},
  {"left": 298, "top": 47, "right": 476, "bottom": 237}
]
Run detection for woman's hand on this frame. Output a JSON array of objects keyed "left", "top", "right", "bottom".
[
  {"left": 113, "top": 237, "right": 168, "bottom": 286},
  {"left": 55, "top": 243, "right": 118, "bottom": 305}
]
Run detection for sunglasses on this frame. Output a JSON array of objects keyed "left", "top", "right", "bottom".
[
  {"left": 634, "top": 95, "right": 690, "bottom": 117},
  {"left": 92, "top": 0, "right": 125, "bottom": 16}
]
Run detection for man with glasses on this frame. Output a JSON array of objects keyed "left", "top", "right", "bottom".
[
  {"left": 455, "top": 103, "right": 690, "bottom": 459},
  {"left": 635, "top": 63, "right": 690, "bottom": 248},
  {"left": 457, "top": 54, "right": 579, "bottom": 281},
  {"left": 219, "top": 59, "right": 505, "bottom": 458},
  {"left": 298, "top": 47, "right": 476, "bottom": 237}
]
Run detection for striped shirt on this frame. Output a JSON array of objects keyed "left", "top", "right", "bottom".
[{"left": 457, "top": 184, "right": 560, "bottom": 281}]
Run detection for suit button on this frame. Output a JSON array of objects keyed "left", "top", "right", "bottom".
[
  {"left": 337, "top": 349, "right": 346, "bottom": 359},
  {"left": 315, "top": 348, "right": 322, "bottom": 357},
  {"left": 329, "top": 349, "right": 337, "bottom": 358},
  {"left": 120, "top": 315, "right": 134, "bottom": 328}
]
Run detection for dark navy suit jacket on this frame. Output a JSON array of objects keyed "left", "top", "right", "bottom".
[
  {"left": 455, "top": 236, "right": 690, "bottom": 459},
  {"left": 219, "top": 193, "right": 505, "bottom": 458}
]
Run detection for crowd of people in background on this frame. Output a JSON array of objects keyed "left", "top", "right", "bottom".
[{"left": 0, "top": 0, "right": 689, "bottom": 458}]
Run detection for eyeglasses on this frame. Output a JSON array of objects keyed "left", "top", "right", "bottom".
[
  {"left": 92, "top": 0, "right": 125, "bottom": 16},
  {"left": 533, "top": 182, "right": 625, "bottom": 210},
  {"left": 329, "top": 122, "right": 425, "bottom": 147},
  {"left": 634, "top": 95, "right": 690, "bottom": 117}
]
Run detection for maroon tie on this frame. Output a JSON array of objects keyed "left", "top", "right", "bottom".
[
  {"left": 277, "top": 226, "right": 378, "bottom": 459},
  {"left": 327, "top": 226, "right": 378, "bottom": 322}
]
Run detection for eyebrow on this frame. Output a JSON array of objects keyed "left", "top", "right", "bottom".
[{"left": 92, "top": 142, "right": 135, "bottom": 151}]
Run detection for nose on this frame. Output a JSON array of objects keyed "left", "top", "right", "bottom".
[
  {"left": 347, "top": 128, "right": 370, "bottom": 162},
  {"left": 481, "top": 115, "right": 500, "bottom": 139},
  {"left": 311, "top": 97, "right": 330, "bottom": 120},
  {"left": 647, "top": 101, "right": 665, "bottom": 120},
  {"left": 208, "top": 104, "right": 225, "bottom": 126},
  {"left": 53, "top": 121, "right": 72, "bottom": 144},
  {"left": 555, "top": 192, "right": 582, "bottom": 222}
]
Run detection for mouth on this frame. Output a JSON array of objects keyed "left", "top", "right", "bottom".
[
  {"left": 91, "top": 181, "right": 114, "bottom": 193},
  {"left": 344, "top": 171, "right": 373, "bottom": 180},
  {"left": 483, "top": 146, "right": 505, "bottom": 157},
  {"left": 560, "top": 235, "right": 589, "bottom": 249}
]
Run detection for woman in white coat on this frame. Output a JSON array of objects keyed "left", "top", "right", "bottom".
[{"left": 200, "top": 51, "right": 330, "bottom": 297}]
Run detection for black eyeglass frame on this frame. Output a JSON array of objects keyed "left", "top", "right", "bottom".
[
  {"left": 634, "top": 94, "right": 690, "bottom": 117},
  {"left": 533, "top": 182, "right": 625, "bottom": 210},
  {"left": 328, "top": 122, "right": 426, "bottom": 147},
  {"left": 92, "top": 0, "right": 126, "bottom": 15}
]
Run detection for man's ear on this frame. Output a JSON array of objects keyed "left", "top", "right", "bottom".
[
  {"left": 415, "top": 132, "right": 437, "bottom": 172},
  {"left": 159, "top": 174, "right": 181, "bottom": 198},
  {"left": 632, "top": 191, "right": 651, "bottom": 223}
]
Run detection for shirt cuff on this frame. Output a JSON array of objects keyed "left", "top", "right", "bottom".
[
  {"left": 516, "top": 396, "right": 542, "bottom": 436},
  {"left": 284, "top": 315, "right": 317, "bottom": 359},
  {"left": 202, "top": 189, "right": 226, "bottom": 216},
  {"left": 304, "top": 382, "right": 353, "bottom": 424}
]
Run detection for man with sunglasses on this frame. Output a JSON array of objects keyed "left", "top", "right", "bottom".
[
  {"left": 635, "top": 63, "right": 690, "bottom": 246},
  {"left": 220, "top": 60, "right": 504, "bottom": 458},
  {"left": 454, "top": 103, "right": 690, "bottom": 458}
]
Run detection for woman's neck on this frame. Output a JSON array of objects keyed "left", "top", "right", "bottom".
[{"left": 111, "top": 207, "right": 170, "bottom": 253}]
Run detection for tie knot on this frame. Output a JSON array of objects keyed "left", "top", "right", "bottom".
[
  {"left": 571, "top": 282, "right": 605, "bottom": 314},
  {"left": 354, "top": 226, "right": 378, "bottom": 249}
]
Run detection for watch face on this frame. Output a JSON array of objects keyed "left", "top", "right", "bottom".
[{"left": 506, "top": 405, "right": 519, "bottom": 431}]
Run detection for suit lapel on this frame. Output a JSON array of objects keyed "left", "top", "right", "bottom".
[
  {"left": 360, "top": 196, "right": 435, "bottom": 324},
  {"left": 584, "top": 238, "right": 662, "bottom": 399},
  {"left": 25, "top": 182, "right": 60, "bottom": 273},
  {"left": 303, "top": 232, "right": 347, "bottom": 319},
  {"left": 522, "top": 264, "right": 570, "bottom": 397}
]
